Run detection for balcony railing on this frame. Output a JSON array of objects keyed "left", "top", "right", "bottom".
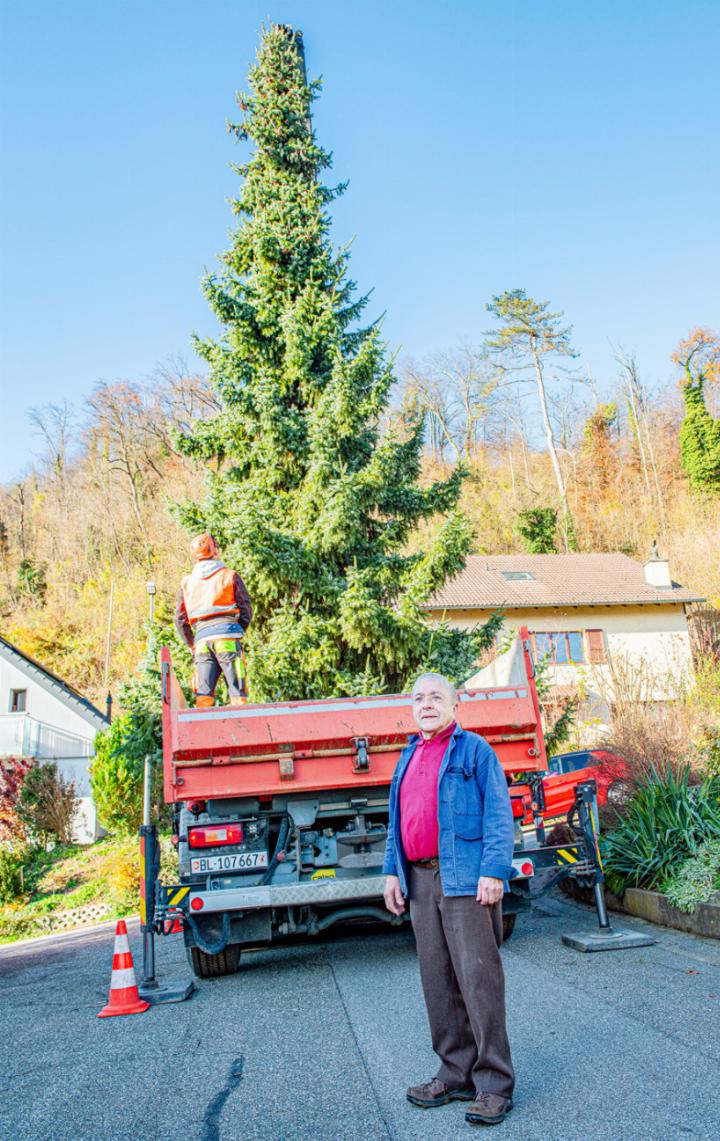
[{"left": 0, "top": 713, "right": 94, "bottom": 760}]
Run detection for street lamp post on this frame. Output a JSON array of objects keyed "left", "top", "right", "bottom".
[{"left": 146, "top": 580, "right": 156, "bottom": 625}]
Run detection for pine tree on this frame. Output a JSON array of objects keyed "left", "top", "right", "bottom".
[
  {"left": 485, "top": 290, "right": 578, "bottom": 551},
  {"left": 176, "top": 25, "right": 499, "bottom": 700}
]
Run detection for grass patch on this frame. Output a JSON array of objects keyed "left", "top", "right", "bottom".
[{"left": 0, "top": 835, "right": 175, "bottom": 944}]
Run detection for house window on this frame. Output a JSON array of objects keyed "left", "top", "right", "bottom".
[
  {"left": 500, "top": 570, "right": 536, "bottom": 581},
  {"left": 530, "top": 632, "right": 585, "bottom": 665},
  {"left": 10, "top": 689, "right": 27, "bottom": 712}
]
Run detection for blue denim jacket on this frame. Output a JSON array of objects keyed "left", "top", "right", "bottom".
[{"left": 382, "top": 724, "right": 515, "bottom": 897}]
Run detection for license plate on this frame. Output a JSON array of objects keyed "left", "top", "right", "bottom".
[{"left": 190, "top": 851, "right": 269, "bottom": 874}]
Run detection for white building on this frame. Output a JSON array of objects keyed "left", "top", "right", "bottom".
[
  {"left": 426, "top": 552, "right": 703, "bottom": 732},
  {"left": 0, "top": 635, "right": 108, "bottom": 842}
]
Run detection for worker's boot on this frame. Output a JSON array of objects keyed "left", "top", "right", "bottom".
[
  {"left": 229, "top": 696, "right": 248, "bottom": 707},
  {"left": 195, "top": 695, "right": 214, "bottom": 709}
]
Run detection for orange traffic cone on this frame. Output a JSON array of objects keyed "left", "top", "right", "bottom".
[{"left": 97, "top": 920, "right": 150, "bottom": 1018}]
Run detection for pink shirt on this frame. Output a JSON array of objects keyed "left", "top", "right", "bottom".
[{"left": 399, "top": 721, "right": 457, "bottom": 861}]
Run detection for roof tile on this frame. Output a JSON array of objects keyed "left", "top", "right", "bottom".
[{"left": 426, "top": 554, "right": 703, "bottom": 610}]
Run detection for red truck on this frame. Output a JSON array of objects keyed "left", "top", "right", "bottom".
[{"left": 153, "top": 631, "right": 601, "bottom": 978}]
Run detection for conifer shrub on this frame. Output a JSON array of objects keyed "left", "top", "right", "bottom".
[
  {"left": 515, "top": 507, "right": 557, "bottom": 553},
  {"left": 90, "top": 717, "right": 147, "bottom": 835},
  {"left": 16, "top": 557, "right": 47, "bottom": 603},
  {"left": 91, "top": 622, "right": 186, "bottom": 833}
]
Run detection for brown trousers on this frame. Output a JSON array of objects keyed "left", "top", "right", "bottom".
[{"left": 408, "top": 864, "right": 515, "bottom": 1098}]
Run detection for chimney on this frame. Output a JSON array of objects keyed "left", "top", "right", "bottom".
[{"left": 644, "top": 543, "right": 672, "bottom": 589}]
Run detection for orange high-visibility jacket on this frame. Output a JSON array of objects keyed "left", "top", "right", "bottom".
[{"left": 180, "top": 563, "right": 239, "bottom": 627}]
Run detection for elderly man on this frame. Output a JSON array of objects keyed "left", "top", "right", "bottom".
[{"left": 383, "top": 672, "right": 515, "bottom": 1127}]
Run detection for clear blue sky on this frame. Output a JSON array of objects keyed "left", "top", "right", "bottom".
[{"left": 1, "top": 0, "right": 718, "bottom": 480}]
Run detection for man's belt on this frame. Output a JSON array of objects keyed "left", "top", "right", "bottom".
[{"left": 411, "top": 857, "right": 440, "bottom": 869}]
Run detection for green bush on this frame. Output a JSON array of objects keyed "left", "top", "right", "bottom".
[
  {"left": 16, "top": 763, "right": 78, "bottom": 845},
  {"left": 661, "top": 841, "right": 720, "bottom": 913},
  {"left": 601, "top": 766, "right": 720, "bottom": 896},
  {"left": 90, "top": 713, "right": 157, "bottom": 834},
  {"left": 91, "top": 621, "right": 180, "bottom": 834},
  {"left": 0, "top": 847, "right": 26, "bottom": 903}
]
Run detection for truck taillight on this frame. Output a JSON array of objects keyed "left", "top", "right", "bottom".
[
  {"left": 511, "top": 857, "right": 535, "bottom": 879},
  {"left": 188, "top": 824, "right": 243, "bottom": 848}
]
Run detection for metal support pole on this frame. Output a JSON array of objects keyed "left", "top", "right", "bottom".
[
  {"left": 140, "top": 756, "right": 157, "bottom": 986},
  {"left": 575, "top": 781, "right": 611, "bottom": 931},
  {"left": 138, "top": 754, "right": 195, "bottom": 1004},
  {"left": 561, "top": 779, "right": 654, "bottom": 953},
  {"left": 528, "top": 772, "right": 547, "bottom": 847},
  {"left": 146, "top": 580, "right": 156, "bottom": 626}
]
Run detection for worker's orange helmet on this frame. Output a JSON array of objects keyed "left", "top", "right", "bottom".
[{"left": 189, "top": 532, "right": 218, "bottom": 561}]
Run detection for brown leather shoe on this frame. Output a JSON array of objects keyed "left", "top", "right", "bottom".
[
  {"left": 406, "top": 1077, "right": 475, "bottom": 1108},
  {"left": 465, "top": 1092, "right": 514, "bottom": 1125}
]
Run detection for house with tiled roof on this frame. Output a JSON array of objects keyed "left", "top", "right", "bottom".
[
  {"left": 426, "top": 552, "right": 703, "bottom": 731},
  {"left": 0, "top": 635, "right": 108, "bottom": 842}
]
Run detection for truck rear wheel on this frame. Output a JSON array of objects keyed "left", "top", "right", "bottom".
[
  {"left": 502, "top": 913, "right": 516, "bottom": 941},
  {"left": 189, "top": 943, "right": 241, "bottom": 979}
]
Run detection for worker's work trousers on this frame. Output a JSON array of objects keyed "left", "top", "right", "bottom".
[
  {"left": 408, "top": 864, "right": 515, "bottom": 1098},
  {"left": 194, "top": 639, "right": 247, "bottom": 701}
]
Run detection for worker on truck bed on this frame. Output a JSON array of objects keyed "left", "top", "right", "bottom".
[
  {"left": 383, "top": 672, "right": 515, "bottom": 1128},
  {"left": 174, "top": 532, "right": 252, "bottom": 708}
]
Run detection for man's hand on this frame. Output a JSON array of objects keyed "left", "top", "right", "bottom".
[
  {"left": 384, "top": 874, "right": 405, "bottom": 916},
  {"left": 476, "top": 876, "right": 503, "bottom": 905}
]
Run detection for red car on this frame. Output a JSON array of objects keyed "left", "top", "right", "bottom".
[{"left": 511, "top": 749, "right": 631, "bottom": 829}]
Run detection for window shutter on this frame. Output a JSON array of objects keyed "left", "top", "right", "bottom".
[{"left": 586, "top": 629, "right": 606, "bottom": 664}]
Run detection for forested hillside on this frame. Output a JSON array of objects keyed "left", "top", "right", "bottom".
[{"left": 1, "top": 321, "right": 718, "bottom": 708}]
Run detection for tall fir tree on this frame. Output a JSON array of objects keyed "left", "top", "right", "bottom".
[{"left": 176, "top": 25, "right": 499, "bottom": 700}]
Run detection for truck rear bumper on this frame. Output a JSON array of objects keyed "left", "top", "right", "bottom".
[{"left": 187, "top": 873, "right": 388, "bottom": 914}]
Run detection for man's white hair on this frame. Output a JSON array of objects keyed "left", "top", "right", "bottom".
[{"left": 411, "top": 672, "right": 458, "bottom": 703}]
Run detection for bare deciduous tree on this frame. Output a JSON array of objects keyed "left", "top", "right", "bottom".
[{"left": 402, "top": 348, "right": 497, "bottom": 462}]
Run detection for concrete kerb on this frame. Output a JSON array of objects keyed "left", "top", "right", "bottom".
[{"left": 622, "top": 887, "right": 720, "bottom": 939}]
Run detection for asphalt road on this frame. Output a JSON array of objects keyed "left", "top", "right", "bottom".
[{"left": 2, "top": 892, "right": 719, "bottom": 1141}]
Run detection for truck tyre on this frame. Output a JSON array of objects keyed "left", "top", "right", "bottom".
[
  {"left": 189, "top": 943, "right": 241, "bottom": 978},
  {"left": 502, "top": 913, "right": 516, "bottom": 941}
]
